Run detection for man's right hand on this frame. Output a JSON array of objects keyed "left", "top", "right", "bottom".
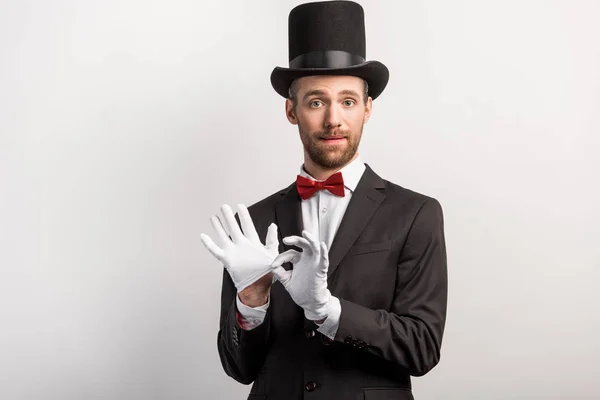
[{"left": 200, "top": 204, "right": 279, "bottom": 293}]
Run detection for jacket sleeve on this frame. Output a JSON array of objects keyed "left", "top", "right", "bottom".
[
  {"left": 333, "top": 198, "right": 448, "bottom": 376},
  {"left": 216, "top": 267, "right": 272, "bottom": 384}
]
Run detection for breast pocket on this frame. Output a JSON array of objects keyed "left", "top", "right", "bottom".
[
  {"left": 332, "top": 240, "right": 395, "bottom": 309},
  {"left": 346, "top": 239, "right": 392, "bottom": 256},
  {"left": 363, "top": 387, "right": 413, "bottom": 400}
]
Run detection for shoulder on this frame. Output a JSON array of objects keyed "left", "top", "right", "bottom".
[
  {"left": 366, "top": 164, "right": 439, "bottom": 202},
  {"left": 386, "top": 179, "right": 441, "bottom": 209},
  {"left": 386, "top": 180, "right": 444, "bottom": 225},
  {"left": 368, "top": 165, "right": 444, "bottom": 221},
  {"left": 242, "top": 181, "right": 295, "bottom": 220}
]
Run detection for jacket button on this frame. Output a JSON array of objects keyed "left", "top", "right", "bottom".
[
  {"left": 305, "top": 381, "right": 318, "bottom": 391},
  {"left": 306, "top": 330, "right": 316, "bottom": 339}
]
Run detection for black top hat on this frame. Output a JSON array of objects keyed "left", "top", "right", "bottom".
[{"left": 270, "top": 0, "right": 389, "bottom": 100}]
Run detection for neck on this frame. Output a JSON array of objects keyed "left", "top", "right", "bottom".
[{"left": 303, "top": 154, "right": 358, "bottom": 181}]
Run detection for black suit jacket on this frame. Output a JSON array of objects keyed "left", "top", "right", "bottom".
[{"left": 217, "top": 164, "right": 448, "bottom": 400}]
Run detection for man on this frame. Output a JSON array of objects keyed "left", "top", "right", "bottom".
[{"left": 200, "top": 1, "right": 448, "bottom": 399}]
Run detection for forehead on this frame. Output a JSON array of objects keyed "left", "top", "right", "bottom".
[{"left": 294, "top": 75, "right": 364, "bottom": 95}]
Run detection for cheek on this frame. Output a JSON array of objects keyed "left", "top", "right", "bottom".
[
  {"left": 298, "top": 112, "right": 324, "bottom": 130},
  {"left": 344, "top": 111, "right": 366, "bottom": 127}
]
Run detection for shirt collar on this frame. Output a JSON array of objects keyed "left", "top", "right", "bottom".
[{"left": 299, "top": 155, "right": 366, "bottom": 193}]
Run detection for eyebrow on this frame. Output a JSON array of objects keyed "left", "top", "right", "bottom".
[
  {"left": 303, "top": 89, "right": 326, "bottom": 100},
  {"left": 302, "top": 89, "right": 361, "bottom": 100},
  {"left": 339, "top": 89, "right": 360, "bottom": 98}
]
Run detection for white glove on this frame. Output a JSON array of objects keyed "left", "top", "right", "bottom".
[
  {"left": 271, "top": 230, "right": 331, "bottom": 321},
  {"left": 200, "top": 204, "right": 279, "bottom": 292}
]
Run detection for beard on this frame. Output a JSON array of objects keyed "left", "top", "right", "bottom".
[{"left": 298, "top": 124, "right": 362, "bottom": 170}]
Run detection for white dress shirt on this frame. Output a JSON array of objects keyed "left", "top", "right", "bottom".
[{"left": 236, "top": 155, "right": 366, "bottom": 339}]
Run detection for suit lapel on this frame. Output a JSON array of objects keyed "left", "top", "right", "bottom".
[
  {"left": 327, "top": 164, "right": 386, "bottom": 278},
  {"left": 274, "top": 182, "right": 303, "bottom": 270}
]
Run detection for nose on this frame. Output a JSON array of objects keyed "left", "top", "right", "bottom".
[{"left": 324, "top": 104, "right": 342, "bottom": 129}]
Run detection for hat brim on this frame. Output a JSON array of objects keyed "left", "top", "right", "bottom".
[{"left": 270, "top": 60, "right": 389, "bottom": 100}]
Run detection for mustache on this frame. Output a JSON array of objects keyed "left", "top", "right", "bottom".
[{"left": 314, "top": 129, "right": 352, "bottom": 139}]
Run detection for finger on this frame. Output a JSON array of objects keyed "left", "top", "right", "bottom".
[
  {"left": 302, "top": 230, "right": 320, "bottom": 251},
  {"left": 265, "top": 223, "right": 279, "bottom": 249},
  {"left": 272, "top": 249, "right": 301, "bottom": 267},
  {"left": 272, "top": 266, "right": 291, "bottom": 285},
  {"left": 220, "top": 204, "right": 244, "bottom": 243},
  {"left": 320, "top": 242, "right": 329, "bottom": 262},
  {"left": 200, "top": 233, "right": 225, "bottom": 261},
  {"left": 237, "top": 204, "right": 260, "bottom": 243},
  {"left": 210, "top": 215, "right": 230, "bottom": 248},
  {"left": 320, "top": 242, "right": 330, "bottom": 272},
  {"left": 282, "top": 235, "right": 312, "bottom": 252}
]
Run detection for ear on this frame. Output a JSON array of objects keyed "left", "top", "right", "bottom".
[
  {"left": 363, "top": 96, "right": 373, "bottom": 124},
  {"left": 285, "top": 99, "right": 298, "bottom": 125}
]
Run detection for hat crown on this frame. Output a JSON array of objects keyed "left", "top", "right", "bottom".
[
  {"left": 270, "top": 0, "right": 389, "bottom": 100},
  {"left": 288, "top": 1, "right": 366, "bottom": 63}
]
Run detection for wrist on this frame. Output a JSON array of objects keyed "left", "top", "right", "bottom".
[
  {"left": 305, "top": 291, "right": 333, "bottom": 322},
  {"left": 237, "top": 272, "right": 273, "bottom": 307},
  {"left": 239, "top": 288, "right": 270, "bottom": 308}
]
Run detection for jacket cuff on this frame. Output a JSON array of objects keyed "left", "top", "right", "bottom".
[
  {"left": 315, "top": 295, "right": 341, "bottom": 340},
  {"left": 235, "top": 294, "right": 269, "bottom": 330}
]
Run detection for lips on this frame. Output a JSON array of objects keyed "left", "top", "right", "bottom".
[{"left": 320, "top": 136, "right": 346, "bottom": 141}]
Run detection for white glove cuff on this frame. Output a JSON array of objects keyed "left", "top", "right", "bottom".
[
  {"left": 233, "top": 266, "right": 274, "bottom": 292},
  {"left": 304, "top": 289, "right": 332, "bottom": 321}
]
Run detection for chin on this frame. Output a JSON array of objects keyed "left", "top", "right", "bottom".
[{"left": 319, "top": 156, "right": 353, "bottom": 169}]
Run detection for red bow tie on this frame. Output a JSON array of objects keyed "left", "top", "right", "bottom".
[{"left": 296, "top": 172, "right": 345, "bottom": 200}]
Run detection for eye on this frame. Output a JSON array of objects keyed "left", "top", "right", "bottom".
[
  {"left": 310, "top": 100, "right": 323, "bottom": 108},
  {"left": 343, "top": 100, "right": 355, "bottom": 107}
]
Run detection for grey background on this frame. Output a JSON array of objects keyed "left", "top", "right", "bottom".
[{"left": 1, "top": 0, "right": 599, "bottom": 399}]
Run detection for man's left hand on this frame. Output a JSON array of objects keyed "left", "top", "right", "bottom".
[{"left": 271, "top": 230, "right": 331, "bottom": 321}]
